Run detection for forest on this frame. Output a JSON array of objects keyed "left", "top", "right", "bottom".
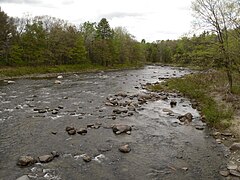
[{"left": 0, "top": 0, "right": 240, "bottom": 83}]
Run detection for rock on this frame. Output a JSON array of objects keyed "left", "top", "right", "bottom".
[
  {"left": 170, "top": 100, "right": 177, "bottom": 108},
  {"left": 51, "top": 131, "right": 57, "bottom": 135},
  {"left": 7, "top": 80, "right": 15, "bottom": 84},
  {"left": 38, "top": 109, "right": 47, "bottom": 113},
  {"left": 52, "top": 109, "right": 58, "bottom": 114},
  {"left": 87, "top": 124, "right": 94, "bottom": 128},
  {"left": 17, "top": 156, "right": 37, "bottom": 166},
  {"left": 127, "top": 105, "right": 136, "bottom": 111},
  {"left": 58, "top": 105, "right": 64, "bottom": 109},
  {"left": 230, "top": 143, "right": 240, "bottom": 151},
  {"left": 113, "top": 109, "right": 122, "bottom": 114},
  {"left": 57, "top": 75, "right": 63, "bottom": 79},
  {"left": 221, "top": 132, "right": 232, "bottom": 136},
  {"left": 68, "top": 129, "right": 76, "bottom": 135},
  {"left": 77, "top": 128, "right": 87, "bottom": 135},
  {"left": 195, "top": 125, "right": 204, "bottom": 130},
  {"left": 227, "top": 164, "right": 238, "bottom": 170},
  {"left": 116, "top": 92, "right": 128, "bottom": 98},
  {"left": 105, "top": 102, "right": 114, "bottom": 106},
  {"left": 178, "top": 113, "right": 193, "bottom": 123},
  {"left": 38, "top": 155, "right": 54, "bottom": 163},
  {"left": 230, "top": 170, "right": 240, "bottom": 177},
  {"left": 16, "top": 175, "right": 30, "bottom": 180},
  {"left": 119, "top": 144, "right": 131, "bottom": 153},
  {"left": 66, "top": 126, "right": 74, "bottom": 131},
  {"left": 219, "top": 170, "right": 230, "bottom": 177},
  {"left": 112, "top": 124, "right": 132, "bottom": 135},
  {"left": 162, "top": 108, "right": 174, "bottom": 114},
  {"left": 182, "top": 167, "right": 188, "bottom": 171},
  {"left": 216, "top": 139, "right": 222, "bottom": 144},
  {"left": 51, "top": 151, "right": 60, "bottom": 158},
  {"left": 54, "top": 80, "right": 61, "bottom": 84},
  {"left": 82, "top": 154, "right": 92, "bottom": 162}
]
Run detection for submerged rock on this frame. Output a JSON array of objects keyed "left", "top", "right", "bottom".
[
  {"left": 219, "top": 170, "right": 230, "bottom": 177},
  {"left": 17, "top": 156, "right": 37, "bottom": 167},
  {"left": 170, "top": 100, "right": 177, "bottom": 108},
  {"left": 229, "top": 170, "right": 240, "bottom": 177},
  {"left": 112, "top": 125, "right": 132, "bottom": 135},
  {"left": 119, "top": 144, "right": 131, "bottom": 153}
]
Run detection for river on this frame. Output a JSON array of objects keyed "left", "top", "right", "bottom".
[{"left": 0, "top": 66, "right": 226, "bottom": 180}]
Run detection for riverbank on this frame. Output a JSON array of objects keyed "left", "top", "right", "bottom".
[
  {"left": 148, "top": 69, "right": 240, "bottom": 136},
  {"left": 0, "top": 63, "right": 144, "bottom": 80}
]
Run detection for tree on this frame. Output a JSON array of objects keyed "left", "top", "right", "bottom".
[
  {"left": 0, "top": 8, "right": 17, "bottom": 65},
  {"left": 192, "top": 0, "right": 240, "bottom": 92},
  {"left": 96, "top": 18, "right": 113, "bottom": 40}
]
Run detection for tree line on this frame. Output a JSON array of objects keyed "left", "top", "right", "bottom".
[
  {"left": 0, "top": 0, "right": 239, "bottom": 91},
  {"left": 0, "top": 8, "right": 145, "bottom": 67}
]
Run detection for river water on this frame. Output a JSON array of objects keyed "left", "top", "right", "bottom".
[{"left": 0, "top": 66, "right": 226, "bottom": 180}]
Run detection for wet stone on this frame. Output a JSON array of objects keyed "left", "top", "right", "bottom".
[
  {"left": 83, "top": 154, "right": 92, "bottom": 162},
  {"left": 66, "top": 126, "right": 75, "bottom": 132},
  {"left": 16, "top": 175, "right": 30, "bottom": 180},
  {"left": 52, "top": 110, "right": 58, "bottom": 114},
  {"left": 17, "top": 156, "right": 37, "bottom": 167},
  {"left": 119, "top": 144, "right": 131, "bottom": 153},
  {"left": 38, "top": 109, "right": 47, "bottom": 113},
  {"left": 58, "top": 105, "right": 64, "bottom": 109},
  {"left": 170, "top": 100, "right": 177, "bottom": 108},
  {"left": 227, "top": 164, "right": 238, "bottom": 170},
  {"left": 38, "top": 155, "right": 54, "bottom": 163}
]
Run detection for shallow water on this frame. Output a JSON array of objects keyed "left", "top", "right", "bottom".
[{"left": 0, "top": 66, "right": 225, "bottom": 180}]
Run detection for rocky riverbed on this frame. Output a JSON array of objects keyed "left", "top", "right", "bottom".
[{"left": 0, "top": 66, "right": 238, "bottom": 179}]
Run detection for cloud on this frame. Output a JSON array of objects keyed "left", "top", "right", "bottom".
[
  {"left": 0, "top": 0, "right": 42, "bottom": 4},
  {"left": 100, "top": 12, "right": 143, "bottom": 20}
]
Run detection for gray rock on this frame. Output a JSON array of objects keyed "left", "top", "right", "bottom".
[
  {"left": 16, "top": 175, "right": 30, "bottom": 180},
  {"left": 230, "top": 143, "right": 240, "bottom": 151},
  {"left": 219, "top": 170, "right": 230, "bottom": 177},
  {"left": 230, "top": 170, "right": 240, "bottom": 177},
  {"left": 127, "top": 105, "right": 136, "bottom": 111},
  {"left": 77, "top": 128, "right": 87, "bottom": 135},
  {"left": 38, "top": 155, "right": 54, "bottom": 163},
  {"left": 38, "top": 109, "right": 47, "bottom": 113},
  {"left": 54, "top": 80, "right": 61, "bottom": 84},
  {"left": 52, "top": 110, "right": 58, "bottom": 114},
  {"left": 119, "top": 144, "right": 131, "bottom": 153},
  {"left": 162, "top": 108, "right": 174, "bottom": 114},
  {"left": 51, "top": 151, "right": 59, "bottom": 158},
  {"left": 227, "top": 164, "right": 238, "bottom": 170},
  {"left": 17, "top": 156, "right": 37, "bottom": 166},
  {"left": 116, "top": 92, "right": 128, "bottom": 98},
  {"left": 112, "top": 125, "right": 132, "bottom": 135}
]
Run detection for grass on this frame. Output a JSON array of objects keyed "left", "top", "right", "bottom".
[
  {"left": 0, "top": 63, "right": 144, "bottom": 79},
  {"left": 148, "top": 70, "right": 239, "bottom": 128}
]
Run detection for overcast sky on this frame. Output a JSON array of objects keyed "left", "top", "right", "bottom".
[{"left": 0, "top": 0, "right": 194, "bottom": 42}]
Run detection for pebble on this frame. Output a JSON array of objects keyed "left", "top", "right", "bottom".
[{"left": 119, "top": 144, "right": 131, "bottom": 153}]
